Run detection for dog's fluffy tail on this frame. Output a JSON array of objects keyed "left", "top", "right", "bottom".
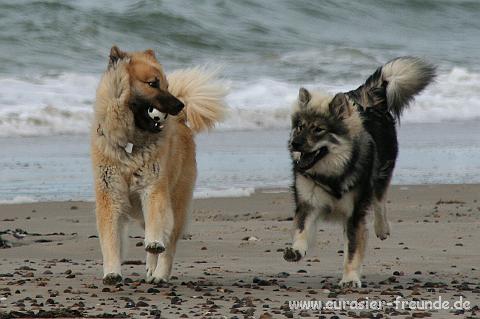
[
  {"left": 167, "top": 67, "right": 227, "bottom": 134},
  {"left": 349, "top": 57, "right": 436, "bottom": 120}
]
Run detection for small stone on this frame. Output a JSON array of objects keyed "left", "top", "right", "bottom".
[
  {"left": 147, "top": 288, "right": 160, "bottom": 293},
  {"left": 136, "top": 301, "right": 149, "bottom": 307},
  {"left": 171, "top": 296, "right": 182, "bottom": 305}
]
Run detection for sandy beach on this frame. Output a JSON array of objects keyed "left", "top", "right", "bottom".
[{"left": 1, "top": 184, "right": 479, "bottom": 318}]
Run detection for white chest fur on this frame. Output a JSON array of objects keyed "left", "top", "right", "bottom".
[{"left": 295, "top": 174, "right": 355, "bottom": 222}]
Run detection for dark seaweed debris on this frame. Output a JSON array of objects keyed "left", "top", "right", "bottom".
[{"left": 0, "top": 235, "right": 11, "bottom": 249}]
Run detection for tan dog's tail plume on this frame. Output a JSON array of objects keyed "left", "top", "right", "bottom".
[{"left": 167, "top": 67, "right": 227, "bottom": 134}]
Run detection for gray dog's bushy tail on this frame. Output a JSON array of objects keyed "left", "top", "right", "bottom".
[{"left": 348, "top": 57, "right": 436, "bottom": 121}]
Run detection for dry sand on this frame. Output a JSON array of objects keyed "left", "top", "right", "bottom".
[{"left": 0, "top": 184, "right": 479, "bottom": 318}]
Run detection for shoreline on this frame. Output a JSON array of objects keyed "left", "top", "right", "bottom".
[
  {"left": 1, "top": 184, "right": 479, "bottom": 317},
  {"left": 1, "top": 183, "right": 479, "bottom": 205},
  {"left": 2, "top": 123, "right": 480, "bottom": 204}
]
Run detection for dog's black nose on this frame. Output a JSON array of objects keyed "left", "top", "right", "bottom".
[
  {"left": 290, "top": 140, "right": 302, "bottom": 151},
  {"left": 168, "top": 100, "right": 184, "bottom": 116},
  {"left": 174, "top": 100, "right": 184, "bottom": 113}
]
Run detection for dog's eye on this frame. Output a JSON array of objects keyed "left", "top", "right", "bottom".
[
  {"left": 314, "top": 127, "right": 324, "bottom": 134},
  {"left": 147, "top": 79, "right": 159, "bottom": 88}
]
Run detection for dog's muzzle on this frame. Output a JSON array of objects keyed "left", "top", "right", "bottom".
[{"left": 294, "top": 146, "right": 329, "bottom": 171}]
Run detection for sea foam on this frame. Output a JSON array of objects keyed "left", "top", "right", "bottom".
[{"left": 0, "top": 68, "right": 479, "bottom": 137}]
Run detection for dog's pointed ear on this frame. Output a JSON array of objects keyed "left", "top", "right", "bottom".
[
  {"left": 144, "top": 49, "right": 157, "bottom": 60},
  {"left": 298, "top": 87, "right": 311, "bottom": 109},
  {"left": 109, "top": 45, "right": 127, "bottom": 67},
  {"left": 329, "top": 93, "right": 352, "bottom": 119}
]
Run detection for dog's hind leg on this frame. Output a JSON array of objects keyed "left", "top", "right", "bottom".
[
  {"left": 373, "top": 197, "right": 390, "bottom": 240},
  {"left": 146, "top": 252, "right": 159, "bottom": 282},
  {"left": 119, "top": 215, "right": 129, "bottom": 262},
  {"left": 373, "top": 165, "right": 393, "bottom": 240},
  {"left": 340, "top": 215, "right": 367, "bottom": 288},
  {"left": 284, "top": 201, "right": 322, "bottom": 262},
  {"left": 146, "top": 179, "right": 192, "bottom": 283},
  {"left": 128, "top": 194, "right": 159, "bottom": 280},
  {"left": 141, "top": 223, "right": 159, "bottom": 281},
  {"left": 147, "top": 243, "right": 176, "bottom": 284}
]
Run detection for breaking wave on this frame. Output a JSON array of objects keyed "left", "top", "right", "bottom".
[{"left": 0, "top": 67, "right": 479, "bottom": 137}]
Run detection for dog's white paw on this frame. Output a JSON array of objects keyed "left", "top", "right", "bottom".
[
  {"left": 146, "top": 273, "right": 169, "bottom": 284},
  {"left": 103, "top": 272, "right": 122, "bottom": 285},
  {"left": 146, "top": 265, "right": 170, "bottom": 284},
  {"left": 339, "top": 272, "right": 362, "bottom": 288},
  {"left": 144, "top": 240, "right": 165, "bottom": 254},
  {"left": 283, "top": 247, "right": 304, "bottom": 262},
  {"left": 374, "top": 219, "right": 391, "bottom": 240},
  {"left": 284, "top": 237, "right": 308, "bottom": 262}
]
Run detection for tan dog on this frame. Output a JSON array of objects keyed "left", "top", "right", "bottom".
[{"left": 91, "top": 46, "right": 226, "bottom": 285}]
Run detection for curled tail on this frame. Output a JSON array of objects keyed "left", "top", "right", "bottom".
[
  {"left": 348, "top": 57, "right": 436, "bottom": 120},
  {"left": 167, "top": 67, "right": 227, "bottom": 134}
]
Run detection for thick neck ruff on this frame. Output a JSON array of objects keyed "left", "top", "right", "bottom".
[
  {"left": 299, "top": 139, "right": 361, "bottom": 199},
  {"left": 93, "top": 60, "right": 168, "bottom": 158}
]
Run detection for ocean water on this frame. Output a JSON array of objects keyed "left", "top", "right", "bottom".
[
  {"left": 0, "top": 1, "right": 479, "bottom": 201},
  {"left": 1, "top": 123, "right": 480, "bottom": 203}
]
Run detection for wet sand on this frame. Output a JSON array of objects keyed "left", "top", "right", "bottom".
[{"left": 1, "top": 184, "right": 479, "bottom": 318}]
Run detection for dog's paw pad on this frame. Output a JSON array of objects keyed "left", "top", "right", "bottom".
[
  {"left": 103, "top": 273, "right": 122, "bottom": 285},
  {"left": 146, "top": 275, "right": 169, "bottom": 285},
  {"left": 339, "top": 280, "right": 363, "bottom": 289},
  {"left": 145, "top": 241, "right": 165, "bottom": 254},
  {"left": 153, "top": 278, "right": 169, "bottom": 285},
  {"left": 339, "top": 275, "right": 362, "bottom": 289},
  {"left": 283, "top": 247, "right": 303, "bottom": 262},
  {"left": 376, "top": 232, "right": 390, "bottom": 240},
  {"left": 375, "top": 221, "right": 391, "bottom": 240}
]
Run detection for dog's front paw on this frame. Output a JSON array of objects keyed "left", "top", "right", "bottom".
[
  {"left": 283, "top": 247, "right": 303, "bottom": 262},
  {"left": 145, "top": 241, "right": 165, "bottom": 254},
  {"left": 374, "top": 220, "right": 391, "bottom": 240},
  {"left": 339, "top": 272, "right": 362, "bottom": 288},
  {"left": 103, "top": 273, "right": 123, "bottom": 285}
]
